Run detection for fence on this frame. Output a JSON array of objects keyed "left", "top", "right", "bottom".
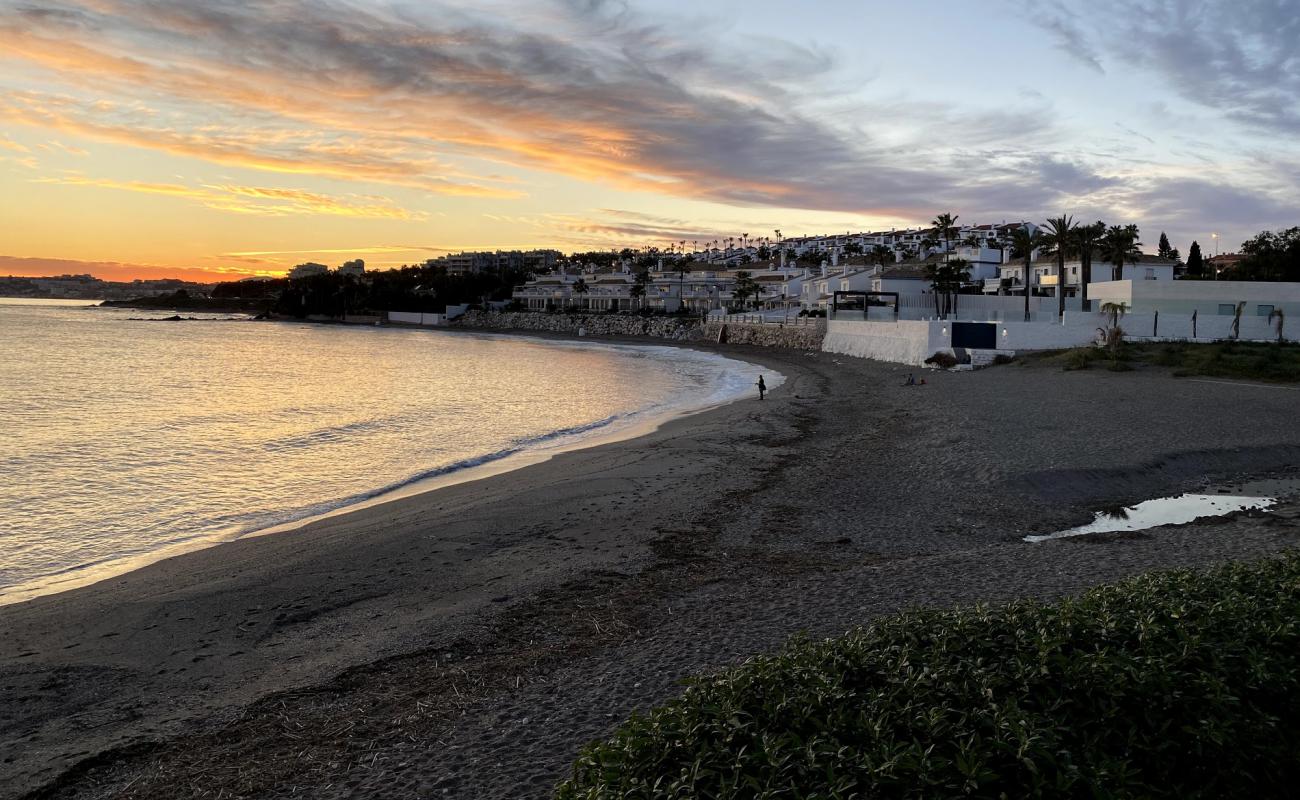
[{"left": 709, "top": 311, "right": 820, "bottom": 326}]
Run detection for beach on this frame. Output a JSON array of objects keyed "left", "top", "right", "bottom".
[{"left": 4, "top": 339, "right": 1300, "bottom": 799}]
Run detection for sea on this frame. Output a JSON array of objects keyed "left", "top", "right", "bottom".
[{"left": 0, "top": 299, "right": 777, "bottom": 604}]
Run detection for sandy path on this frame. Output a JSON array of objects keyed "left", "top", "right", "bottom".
[{"left": 3, "top": 342, "right": 1299, "bottom": 799}]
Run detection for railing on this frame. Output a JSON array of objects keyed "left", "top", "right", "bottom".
[{"left": 710, "top": 312, "right": 821, "bottom": 326}]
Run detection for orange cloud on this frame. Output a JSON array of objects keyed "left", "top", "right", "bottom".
[
  {"left": 34, "top": 174, "right": 426, "bottom": 219},
  {"left": 0, "top": 254, "right": 265, "bottom": 282}
]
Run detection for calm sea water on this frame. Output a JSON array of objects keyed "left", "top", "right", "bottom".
[{"left": 0, "top": 299, "right": 775, "bottom": 603}]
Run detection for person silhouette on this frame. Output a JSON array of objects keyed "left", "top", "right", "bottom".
[{"left": 757, "top": 375, "right": 766, "bottom": 400}]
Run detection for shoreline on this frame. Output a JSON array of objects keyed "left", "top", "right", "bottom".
[
  {"left": 5, "top": 344, "right": 1300, "bottom": 798},
  {"left": 0, "top": 329, "right": 784, "bottom": 607}
]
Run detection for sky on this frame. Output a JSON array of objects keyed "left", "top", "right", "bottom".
[{"left": 1, "top": 0, "right": 1298, "bottom": 281}]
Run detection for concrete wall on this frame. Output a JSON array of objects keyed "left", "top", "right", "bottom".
[
  {"left": 1090, "top": 279, "right": 1300, "bottom": 317},
  {"left": 823, "top": 320, "right": 942, "bottom": 366},
  {"left": 387, "top": 311, "right": 447, "bottom": 326}
]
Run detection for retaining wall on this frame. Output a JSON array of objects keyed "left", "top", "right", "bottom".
[
  {"left": 823, "top": 320, "right": 941, "bottom": 366},
  {"left": 704, "top": 321, "right": 826, "bottom": 350},
  {"left": 453, "top": 310, "right": 703, "bottom": 340}
]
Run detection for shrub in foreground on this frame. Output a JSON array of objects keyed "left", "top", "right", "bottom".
[
  {"left": 924, "top": 351, "right": 959, "bottom": 369},
  {"left": 558, "top": 554, "right": 1300, "bottom": 799}
]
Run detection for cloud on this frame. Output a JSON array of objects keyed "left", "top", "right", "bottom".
[
  {"left": 32, "top": 174, "right": 425, "bottom": 219},
  {"left": 1033, "top": 2, "right": 1105, "bottom": 73},
  {"left": 1, "top": 0, "right": 1294, "bottom": 252},
  {"left": 0, "top": 254, "right": 263, "bottom": 282},
  {"left": 0, "top": 133, "right": 31, "bottom": 153},
  {"left": 0, "top": 0, "right": 1100, "bottom": 219},
  {"left": 1034, "top": 0, "right": 1300, "bottom": 135}
]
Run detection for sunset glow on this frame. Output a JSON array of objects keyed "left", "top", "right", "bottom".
[{"left": 2, "top": 0, "right": 1298, "bottom": 280}]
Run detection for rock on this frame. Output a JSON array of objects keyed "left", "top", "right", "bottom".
[{"left": 452, "top": 311, "right": 827, "bottom": 351}]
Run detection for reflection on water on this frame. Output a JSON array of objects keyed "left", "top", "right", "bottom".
[
  {"left": 1025, "top": 478, "right": 1300, "bottom": 542},
  {"left": 0, "top": 301, "right": 776, "bottom": 602}
]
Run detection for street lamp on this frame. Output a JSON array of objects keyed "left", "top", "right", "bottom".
[{"left": 1211, "top": 232, "right": 1220, "bottom": 256}]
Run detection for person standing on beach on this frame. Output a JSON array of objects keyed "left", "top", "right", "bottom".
[{"left": 757, "top": 375, "right": 766, "bottom": 400}]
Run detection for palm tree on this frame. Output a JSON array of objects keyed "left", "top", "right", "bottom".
[
  {"left": 1269, "top": 308, "right": 1286, "bottom": 344},
  {"left": 571, "top": 277, "right": 589, "bottom": 311},
  {"left": 931, "top": 212, "right": 959, "bottom": 258},
  {"left": 1041, "top": 215, "right": 1078, "bottom": 319},
  {"left": 1074, "top": 221, "right": 1106, "bottom": 311},
  {"left": 630, "top": 269, "right": 650, "bottom": 311},
  {"left": 676, "top": 260, "right": 689, "bottom": 313},
  {"left": 945, "top": 258, "right": 971, "bottom": 317},
  {"left": 1098, "top": 302, "right": 1128, "bottom": 359},
  {"left": 1008, "top": 225, "right": 1045, "bottom": 321},
  {"left": 1099, "top": 301, "right": 1128, "bottom": 330},
  {"left": 923, "top": 260, "right": 945, "bottom": 317},
  {"left": 1101, "top": 224, "right": 1143, "bottom": 282},
  {"left": 870, "top": 244, "right": 893, "bottom": 270}
]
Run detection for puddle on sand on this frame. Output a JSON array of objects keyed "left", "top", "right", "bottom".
[{"left": 1026, "top": 478, "right": 1300, "bottom": 543}]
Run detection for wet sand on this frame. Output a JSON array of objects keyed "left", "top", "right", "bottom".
[{"left": 3, "top": 341, "right": 1300, "bottom": 799}]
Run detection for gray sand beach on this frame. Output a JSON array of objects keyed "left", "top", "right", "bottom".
[{"left": 3, "top": 339, "right": 1299, "bottom": 799}]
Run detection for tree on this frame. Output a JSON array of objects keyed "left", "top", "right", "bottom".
[
  {"left": 1100, "top": 224, "right": 1143, "bottom": 282},
  {"left": 571, "top": 277, "right": 589, "bottom": 311},
  {"left": 931, "top": 212, "right": 959, "bottom": 257},
  {"left": 944, "top": 258, "right": 971, "bottom": 317},
  {"left": 1269, "top": 308, "right": 1286, "bottom": 344},
  {"left": 923, "top": 260, "right": 945, "bottom": 317},
  {"left": 1075, "top": 221, "right": 1105, "bottom": 311},
  {"left": 1231, "top": 301, "right": 1246, "bottom": 339},
  {"left": 1098, "top": 302, "right": 1128, "bottom": 360},
  {"left": 923, "top": 258, "right": 970, "bottom": 319},
  {"left": 1008, "top": 225, "right": 1045, "bottom": 321},
  {"left": 1042, "top": 215, "right": 1078, "bottom": 318},
  {"left": 676, "top": 260, "right": 689, "bottom": 313},
  {"left": 1239, "top": 227, "right": 1300, "bottom": 282},
  {"left": 732, "top": 271, "right": 760, "bottom": 311},
  {"left": 630, "top": 269, "right": 650, "bottom": 311},
  {"left": 1186, "top": 241, "right": 1205, "bottom": 278},
  {"left": 870, "top": 244, "right": 894, "bottom": 270},
  {"left": 1157, "top": 232, "right": 1173, "bottom": 259},
  {"left": 1100, "top": 301, "right": 1128, "bottom": 329}
]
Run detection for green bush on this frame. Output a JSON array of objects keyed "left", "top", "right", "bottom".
[
  {"left": 558, "top": 555, "right": 1300, "bottom": 799},
  {"left": 1062, "top": 348, "right": 1094, "bottom": 370}
]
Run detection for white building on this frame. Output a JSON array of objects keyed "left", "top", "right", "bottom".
[
  {"left": 1089, "top": 279, "right": 1300, "bottom": 319},
  {"left": 989, "top": 254, "right": 1178, "bottom": 297},
  {"left": 287, "top": 262, "right": 329, "bottom": 280}
]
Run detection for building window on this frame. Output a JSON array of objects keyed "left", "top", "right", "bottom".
[
  {"left": 1218, "top": 304, "right": 1236, "bottom": 316},
  {"left": 1145, "top": 268, "right": 1156, "bottom": 280},
  {"left": 1071, "top": 267, "right": 1078, "bottom": 275},
  {"left": 1257, "top": 305, "right": 1275, "bottom": 317}
]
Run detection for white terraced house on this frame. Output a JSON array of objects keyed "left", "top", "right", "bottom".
[{"left": 990, "top": 254, "right": 1179, "bottom": 297}]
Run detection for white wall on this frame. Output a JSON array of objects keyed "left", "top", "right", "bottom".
[
  {"left": 387, "top": 311, "right": 447, "bottom": 326},
  {"left": 1090, "top": 279, "right": 1300, "bottom": 318},
  {"left": 824, "top": 320, "right": 941, "bottom": 366}
]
